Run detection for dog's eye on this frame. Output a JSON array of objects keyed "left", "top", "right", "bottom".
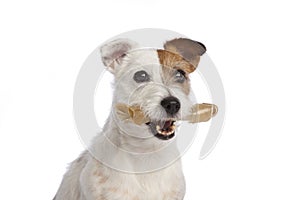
[
  {"left": 133, "top": 70, "right": 150, "bottom": 83},
  {"left": 175, "top": 69, "right": 186, "bottom": 83}
]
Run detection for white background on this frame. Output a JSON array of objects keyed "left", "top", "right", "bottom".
[{"left": 1, "top": 0, "right": 300, "bottom": 199}]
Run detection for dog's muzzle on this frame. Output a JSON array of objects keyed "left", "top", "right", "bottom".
[{"left": 145, "top": 96, "right": 181, "bottom": 140}]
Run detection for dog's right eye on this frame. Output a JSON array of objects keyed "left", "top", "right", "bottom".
[{"left": 133, "top": 70, "right": 150, "bottom": 83}]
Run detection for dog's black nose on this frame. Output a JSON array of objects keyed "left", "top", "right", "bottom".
[{"left": 161, "top": 96, "right": 181, "bottom": 115}]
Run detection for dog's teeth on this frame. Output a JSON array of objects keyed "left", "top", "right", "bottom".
[
  {"left": 155, "top": 122, "right": 176, "bottom": 136},
  {"left": 161, "top": 129, "right": 173, "bottom": 136},
  {"left": 170, "top": 125, "right": 175, "bottom": 130}
]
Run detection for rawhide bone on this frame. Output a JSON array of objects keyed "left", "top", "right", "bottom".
[{"left": 115, "top": 103, "right": 218, "bottom": 125}]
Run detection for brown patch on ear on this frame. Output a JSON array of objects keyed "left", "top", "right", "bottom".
[
  {"left": 157, "top": 50, "right": 192, "bottom": 95},
  {"left": 157, "top": 49, "right": 195, "bottom": 73},
  {"left": 164, "top": 38, "right": 206, "bottom": 68}
]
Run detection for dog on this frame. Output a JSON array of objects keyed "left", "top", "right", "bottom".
[{"left": 54, "top": 37, "right": 207, "bottom": 200}]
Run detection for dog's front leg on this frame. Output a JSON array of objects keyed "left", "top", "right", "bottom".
[
  {"left": 80, "top": 158, "right": 108, "bottom": 200},
  {"left": 163, "top": 177, "right": 186, "bottom": 200},
  {"left": 163, "top": 190, "right": 186, "bottom": 200}
]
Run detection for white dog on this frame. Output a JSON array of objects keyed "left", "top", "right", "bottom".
[{"left": 54, "top": 37, "right": 207, "bottom": 200}]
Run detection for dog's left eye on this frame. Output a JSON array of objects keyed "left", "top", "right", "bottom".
[
  {"left": 133, "top": 70, "right": 150, "bottom": 83},
  {"left": 175, "top": 70, "right": 186, "bottom": 83}
]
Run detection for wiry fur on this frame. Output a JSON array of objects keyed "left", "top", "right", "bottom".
[{"left": 54, "top": 38, "right": 206, "bottom": 200}]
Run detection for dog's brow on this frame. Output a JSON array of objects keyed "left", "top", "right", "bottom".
[{"left": 157, "top": 50, "right": 191, "bottom": 95}]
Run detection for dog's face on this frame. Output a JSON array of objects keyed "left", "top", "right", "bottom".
[{"left": 100, "top": 38, "right": 206, "bottom": 141}]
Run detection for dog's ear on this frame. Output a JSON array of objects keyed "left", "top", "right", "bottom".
[
  {"left": 164, "top": 38, "right": 206, "bottom": 68},
  {"left": 100, "top": 38, "right": 139, "bottom": 73}
]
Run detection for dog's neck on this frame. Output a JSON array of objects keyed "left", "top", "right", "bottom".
[{"left": 90, "top": 115, "right": 181, "bottom": 173}]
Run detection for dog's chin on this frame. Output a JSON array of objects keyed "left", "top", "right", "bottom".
[{"left": 146, "top": 120, "right": 176, "bottom": 140}]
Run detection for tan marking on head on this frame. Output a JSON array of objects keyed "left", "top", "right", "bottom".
[
  {"left": 157, "top": 49, "right": 196, "bottom": 73},
  {"left": 157, "top": 49, "right": 192, "bottom": 94}
]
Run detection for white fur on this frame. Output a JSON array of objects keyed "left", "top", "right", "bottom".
[{"left": 54, "top": 39, "right": 194, "bottom": 200}]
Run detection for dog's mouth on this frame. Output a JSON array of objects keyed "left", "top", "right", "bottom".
[{"left": 146, "top": 120, "right": 176, "bottom": 140}]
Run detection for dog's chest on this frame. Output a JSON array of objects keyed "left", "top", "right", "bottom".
[{"left": 88, "top": 161, "right": 185, "bottom": 200}]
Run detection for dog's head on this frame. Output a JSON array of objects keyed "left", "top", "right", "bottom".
[{"left": 100, "top": 38, "right": 206, "bottom": 141}]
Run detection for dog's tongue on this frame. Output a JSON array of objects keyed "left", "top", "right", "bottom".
[{"left": 162, "top": 120, "right": 172, "bottom": 130}]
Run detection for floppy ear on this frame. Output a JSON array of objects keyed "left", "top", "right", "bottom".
[
  {"left": 100, "top": 38, "right": 139, "bottom": 73},
  {"left": 164, "top": 38, "right": 206, "bottom": 68}
]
